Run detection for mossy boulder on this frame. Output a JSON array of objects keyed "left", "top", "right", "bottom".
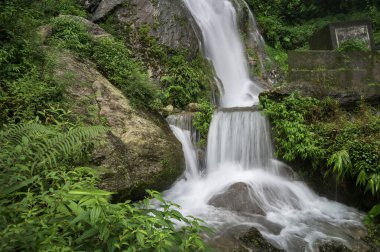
[{"left": 47, "top": 16, "right": 185, "bottom": 201}]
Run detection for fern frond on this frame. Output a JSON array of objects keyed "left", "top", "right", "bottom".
[
  {"left": 34, "top": 126, "right": 108, "bottom": 169},
  {"left": 327, "top": 150, "right": 351, "bottom": 179},
  {"left": 0, "top": 123, "right": 108, "bottom": 172},
  {"left": 1, "top": 123, "right": 56, "bottom": 146}
]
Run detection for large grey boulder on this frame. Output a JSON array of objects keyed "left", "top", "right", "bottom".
[{"left": 208, "top": 182, "right": 265, "bottom": 215}]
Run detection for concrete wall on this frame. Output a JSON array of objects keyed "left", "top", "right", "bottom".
[{"left": 288, "top": 51, "right": 380, "bottom": 94}]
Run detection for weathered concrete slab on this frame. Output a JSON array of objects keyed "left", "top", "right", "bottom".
[{"left": 309, "top": 20, "right": 374, "bottom": 51}]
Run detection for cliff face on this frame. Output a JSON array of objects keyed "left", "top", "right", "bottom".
[{"left": 81, "top": 0, "right": 200, "bottom": 56}]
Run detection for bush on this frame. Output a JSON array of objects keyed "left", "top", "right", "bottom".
[
  {"left": 193, "top": 101, "right": 214, "bottom": 146},
  {"left": 261, "top": 93, "right": 380, "bottom": 196},
  {"left": 92, "top": 37, "right": 159, "bottom": 108}
]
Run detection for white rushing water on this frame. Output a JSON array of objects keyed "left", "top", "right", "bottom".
[
  {"left": 165, "top": 0, "right": 365, "bottom": 251},
  {"left": 183, "top": 0, "right": 261, "bottom": 107}
]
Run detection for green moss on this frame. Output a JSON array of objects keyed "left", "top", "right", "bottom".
[
  {"left": 265, "top": 45, "right": 288, "bottom": 74},
  {"left": 246, "top": 47, "right": 263, "bottom": 77}
]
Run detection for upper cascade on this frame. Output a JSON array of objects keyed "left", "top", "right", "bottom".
[{"left": 183, "top": 0, "right": 261, "bottom": 107}]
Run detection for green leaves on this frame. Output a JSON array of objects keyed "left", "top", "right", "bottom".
[
  {"left": 261, "top": 92, "right": 380, "bottom": 198},
  {"left": 193, "top": 100, "right": 214, "bottom": 146},
  {"left": 0, "top": 122, "right": 209, "bottom": 251},
  {"left": 327, "top": 150, "right": 352, "bottom": 179},
  {"left": 69, "top": 189, "right": 115, "bottom": 196},
  {"left": 261, "top": 93, "right": 324, "bottom": 162}
]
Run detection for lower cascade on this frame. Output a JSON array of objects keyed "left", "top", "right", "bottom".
[
  {"left": 164, "top": 0, "right": 366, "bottom": 251},
  {"left": 166, "top": 111, "right": 365, "bottom": 251}
]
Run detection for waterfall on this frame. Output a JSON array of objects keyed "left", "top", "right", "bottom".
[
  {"left": 183, "top": 0, "right": 261, "bottom": 107},
  {"left": 169, "top": 125, "right": 199, "bottom": 180},
  {"left": 165, "top": 0, "right": 365, "bottom": 251},
  {"left": 206, "top": 111, "right": 275, "bottom": 172}
]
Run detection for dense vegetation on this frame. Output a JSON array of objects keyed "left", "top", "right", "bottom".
[
  {"left": 0, "top": 0, "right": 209, "bottom": 251},
  {"left": 261, "top": 93, "right": 380, "bottom": 227},
  {"left": 99, "top": 18, "right": 214, "bottom": 111},
  {"left": 0, "top": 123, "right": 209, "bottom": 251}
]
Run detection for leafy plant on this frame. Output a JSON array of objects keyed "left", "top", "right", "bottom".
[
  {"left": 260, "top": 93, "right": 325, "bottom": 161},
  {"left": 327, "top": 150, "right": 351, "bottom": 179},
  {"left": 261, "top": 92, "right": 380, "bottom": 196},
  {"left": 337, "top": 39, "right": 370, "bottom": 52},
  {"left": 193, "top": 101, "right": 214, "bottom": 146},
  {"left": 92, "top": 36, "right": 159, "bottom": 108}
]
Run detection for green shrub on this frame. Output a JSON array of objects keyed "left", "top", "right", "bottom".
[
  {"left": 50, "top": 17, "right": 92, "bottom": 57},
  {"left": 0, "top": 70, "right": 64, "bottom": 123},
  {"left": 260, "top": 93, "right": 325, "bottom": 161},
  {"left": 160, "top": 54, "right": 212, "bottom": 109},
  {"left": 0, "top": 0, "right": 88, "bottom": 124},
  {"left": 193, "top": 101, "right": 214, "bottom": 146},
  {"left": 92, "top": 37, "right": 159, "bottom": 108}
]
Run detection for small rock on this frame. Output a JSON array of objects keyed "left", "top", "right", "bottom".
[
  {"left": 186, "top": 103, "right": 201, "bottom": 112},
  {"left": 315, "top": 240, "right": 351, "bottom": 252},
  {"left": 162, "top": 105, "right": 174, "bottom": 115},
  {"left": 239, "top": 227, "right": 284, "bottom": 252}
]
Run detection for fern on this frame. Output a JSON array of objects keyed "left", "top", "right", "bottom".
[
  {"left": 34, "top": 125, "right": 108, "bottom": 169},
  {"left": 327, "top": 150, "right": 352, "bottom": 179},
  {"left": 1, "top": 123, "right": 56, "bottom": 146},
  {"left": 0, "top": 123, "right": 109, "bottom": 173}
]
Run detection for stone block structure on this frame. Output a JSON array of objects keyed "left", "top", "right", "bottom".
[{"left": 309, "top": 20, "right": 375, "bottom": 51}]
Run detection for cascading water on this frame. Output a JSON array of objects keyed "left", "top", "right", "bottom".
[
  {"left": 183, "top": 0, "right": 261, "bottom": 107},
  {"left": 165, "top": 0, "right": 365, "bottom": 251}
]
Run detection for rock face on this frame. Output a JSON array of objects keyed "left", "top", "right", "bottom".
[
  {"left": 208, "top": 182, "right": 265, "bottom": 215},
  {"left": 91, "top": 0, "right": 127, "bottom": 22},
  {"left": 114, "top": 0, "right": 200, "bottom": 54},
  {"left": 50, "top": 17, "right": 184, "bottom": 201},
  {"left": 81, "top": 0, "right": 200, "bottom": 55}
]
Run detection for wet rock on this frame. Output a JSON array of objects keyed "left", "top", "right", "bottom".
[
  {"left": 315, "top": 240, "right": 352, "bottom": 252},
  {"left": 239, "top": 227, "right": 285, "bottom": 252},
  {"left": 162, "top": 104, "right": 174, "bottom": 115},
  {"left": 208, "top": 182, "right": 265, "bottom": 215},
  {"left": 207, "top": 225, "right": 283, "bottom": 252}
]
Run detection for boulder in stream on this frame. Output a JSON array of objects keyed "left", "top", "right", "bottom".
[{"left": 208, "top": 182, "right": 265, "bottom": 215}]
